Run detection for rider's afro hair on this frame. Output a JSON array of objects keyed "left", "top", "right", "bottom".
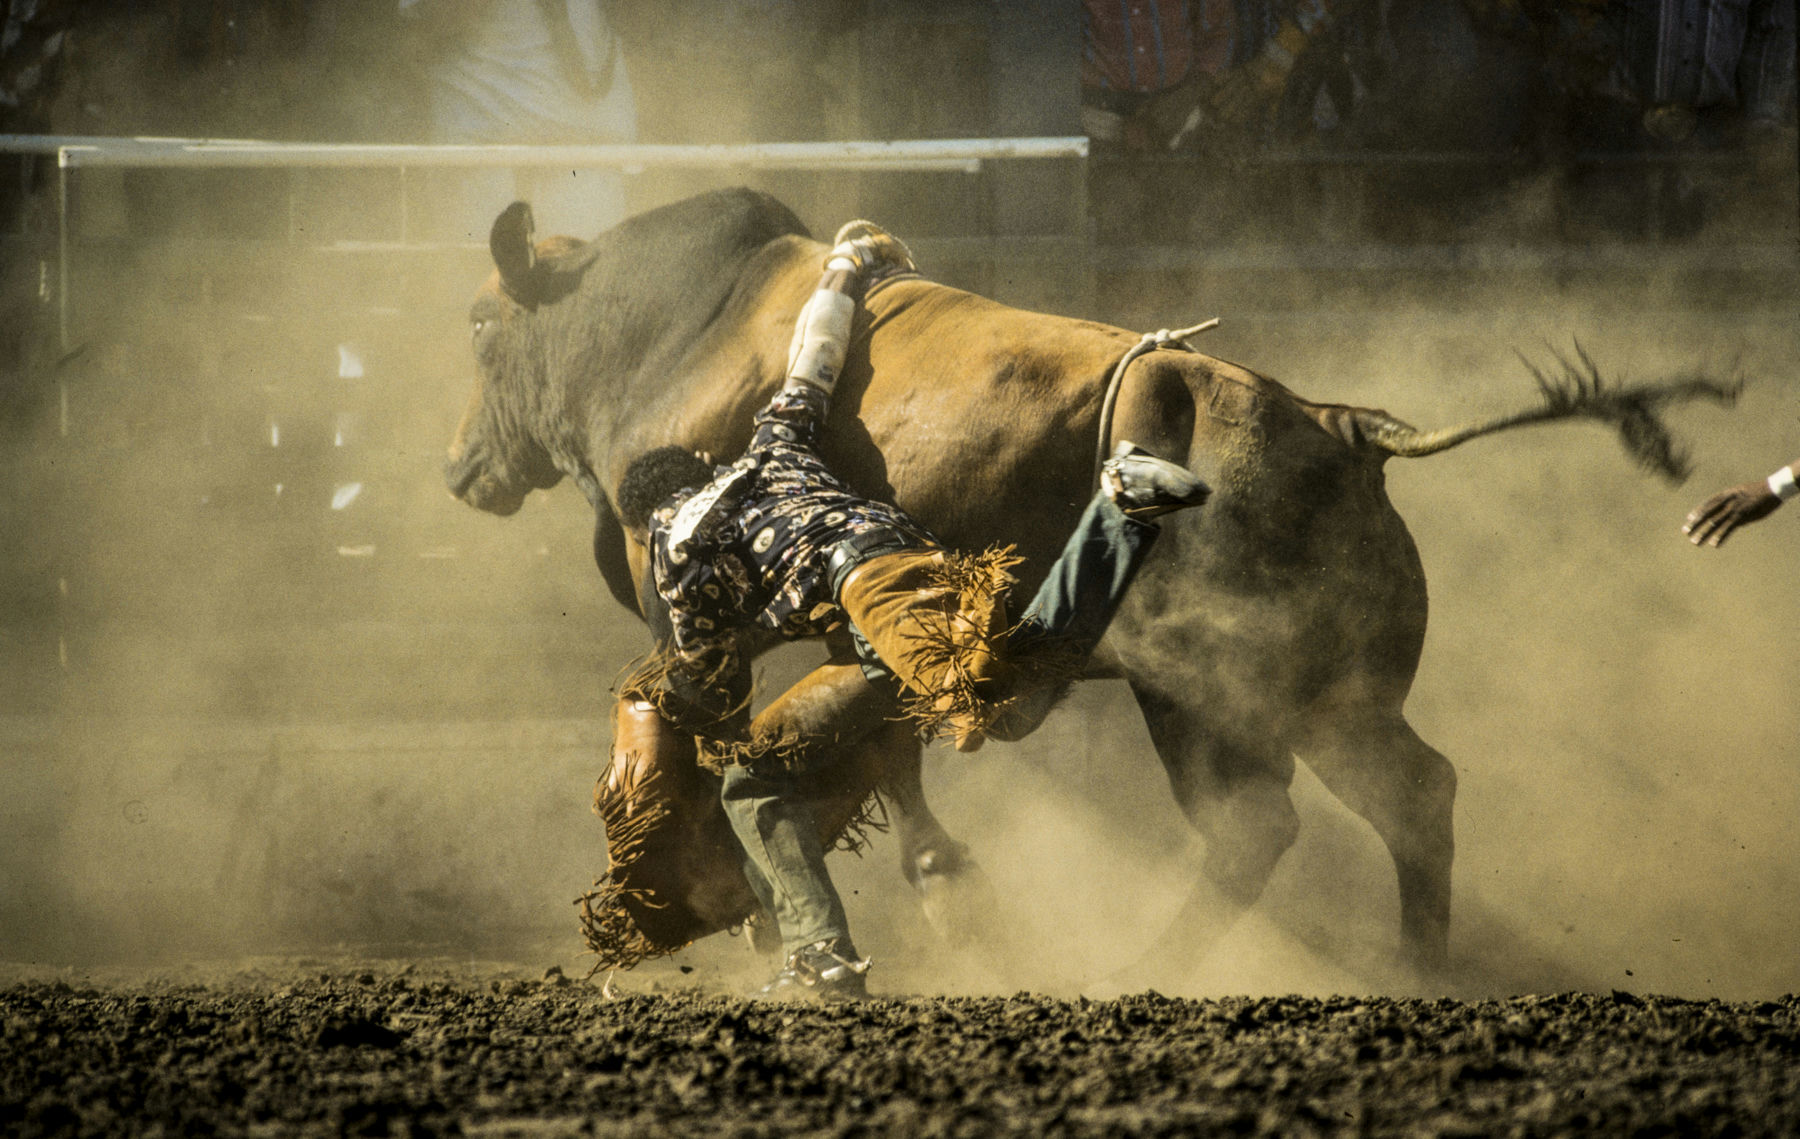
[{"left": 617, "top": 445, "right": 716, "bottom": 532}]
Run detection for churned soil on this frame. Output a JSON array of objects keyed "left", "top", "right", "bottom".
[{"left": 3, "top": 961, "right": 1797, "bottom": 1137}]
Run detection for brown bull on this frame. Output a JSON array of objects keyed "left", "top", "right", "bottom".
[{"left": 445, "top": 188, "right": 1732, "bottom": 972}]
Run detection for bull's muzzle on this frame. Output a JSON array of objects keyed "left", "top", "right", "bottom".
[{"left": 444, "top": 443, "right": 527, "bottom": 517}]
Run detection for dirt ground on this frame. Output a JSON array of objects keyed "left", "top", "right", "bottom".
[{"left": 3, "top": 957, "right": 1797, "bottom": 1137}]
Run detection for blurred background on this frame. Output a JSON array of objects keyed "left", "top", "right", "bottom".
[{"left": 0, "top": 0, "right": 1794, "bottom": 999}]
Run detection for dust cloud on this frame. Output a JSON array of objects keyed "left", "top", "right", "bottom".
[
  {"left": 0, "top": 223, "right": 639, "bottom": 966},
  {"left": 0, "top": 6, "right": 1795, "bottom": 1006}
]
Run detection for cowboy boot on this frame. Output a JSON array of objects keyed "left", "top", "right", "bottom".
[{"left": 1101, "top": 441, "right": 1211, "bottom": 520}]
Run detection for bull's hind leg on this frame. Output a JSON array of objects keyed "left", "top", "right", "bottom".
[
  {"left": 1129, "top": 684, "right": 1302, "bottom": 965},
  {"left": 1296, "top": 710, "right": 1456, "bottom": 972}
]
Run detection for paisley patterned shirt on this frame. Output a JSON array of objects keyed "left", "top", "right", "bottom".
[{"left": 648, "top": 385, "right": 938, "bottom": 682}]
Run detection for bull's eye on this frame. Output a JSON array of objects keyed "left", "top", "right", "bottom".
[{"left": 471, "top": 320, "right": 486, "bottom": 340}]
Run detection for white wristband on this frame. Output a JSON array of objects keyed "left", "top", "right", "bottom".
[{"left": 1768, "top": 466, "right": 1799, "bottom": 501}]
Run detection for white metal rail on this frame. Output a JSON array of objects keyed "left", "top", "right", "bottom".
[
  {"left": 46, "top": 136, "right": 1089, "bottom": 171},
  {"left": 0, "top": 134, "right": 1089, "bottom": 349}
]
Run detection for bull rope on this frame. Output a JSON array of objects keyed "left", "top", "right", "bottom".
[{"left": 1092, "top": 318, "right": 1220, "bottom": 493}]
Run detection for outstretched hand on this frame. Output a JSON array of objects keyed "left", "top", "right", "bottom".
[{"left": 1684, "top": 481, "right": 1782, "bottom": 547}]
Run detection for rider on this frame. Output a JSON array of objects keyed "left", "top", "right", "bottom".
[{"left": 613, "top": 223, "right": 1210, "bottom": 998}]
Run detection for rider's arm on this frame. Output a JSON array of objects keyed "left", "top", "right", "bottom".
[
  {"left": 748, "top": 384, "right": 833, "bottom": 450},
  {"left": 655, "top": 608, "right": 749, "bottom": 728},
  {"left": 757, "top": 224, "right": 914, "bottom": 442},
  {"left": 644, "top": 532, "right": 750, "bottom": 727},
  {"left": 744, "top": 260, "right": 859, "bottom": 451},
  {"left": 663, "top": 630, "right": 747, "bottom": 726}
]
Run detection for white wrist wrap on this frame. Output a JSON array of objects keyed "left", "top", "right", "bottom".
[
  {"left": 785, "top": 288, "right": 854, "bottom": 397},
  {"left": 1768, "top": 466, "right": 1799, "bottom": 501}
]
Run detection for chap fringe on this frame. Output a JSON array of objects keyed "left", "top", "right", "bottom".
[{"left": 895, "top": 546, "right": 1086, "bottom": 744}]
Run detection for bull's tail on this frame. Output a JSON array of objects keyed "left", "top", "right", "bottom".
[{"left": 1355, "top": 344, "right": 1740, "bottom": 483}]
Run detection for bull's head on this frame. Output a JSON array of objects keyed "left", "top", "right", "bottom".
[{"left": 444, "top": 201, "right": 567, "bottom": 516}]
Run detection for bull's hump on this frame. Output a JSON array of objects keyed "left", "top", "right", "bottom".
[{"left": 865, "top": 280, "right": 1138, "bottom": 372}]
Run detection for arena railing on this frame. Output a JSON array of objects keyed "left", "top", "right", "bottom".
[
  {"left": 0, "top": 134, "right": 1091, "bottom": 348},
  {"left": 5, "top": 133, "right": 1792, "bottom": 348}
]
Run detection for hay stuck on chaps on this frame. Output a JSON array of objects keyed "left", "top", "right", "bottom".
[{"left": 446, "top": 188, "right": 1736, "bottom": 975}]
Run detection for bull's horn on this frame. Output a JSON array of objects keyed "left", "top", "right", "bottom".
[{"left": 490, "top": 201, "right": 538, "bottom": 303}]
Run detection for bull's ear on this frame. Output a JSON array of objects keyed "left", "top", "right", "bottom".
[{"left": 490, "top": 201, "right": 538, "bottom": 303}]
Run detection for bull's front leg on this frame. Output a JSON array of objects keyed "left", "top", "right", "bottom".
[
  {"left": 882, "top": 740, "right": 971, "bottom": 888},
  {"left": 877, "top": 735, "right": 1007, "bottom": 951}
]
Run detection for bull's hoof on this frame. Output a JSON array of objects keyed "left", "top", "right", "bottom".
[
  {"left": 1401, "top": 938, "right": 1451, "bottom": 978},
  {"left": 914, "top": 857, "right": 1003, "bottom": 951},
  {"left": 913, "top": 845, "right": 969, "bottom": 880}
]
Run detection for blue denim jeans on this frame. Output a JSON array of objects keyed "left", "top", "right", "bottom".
[
  {"left": 719, "top": 764, "right": 851, "bottom": 957},
  {"left": 1011, "top": 491, "right": 1159, "bottom": 655}
]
